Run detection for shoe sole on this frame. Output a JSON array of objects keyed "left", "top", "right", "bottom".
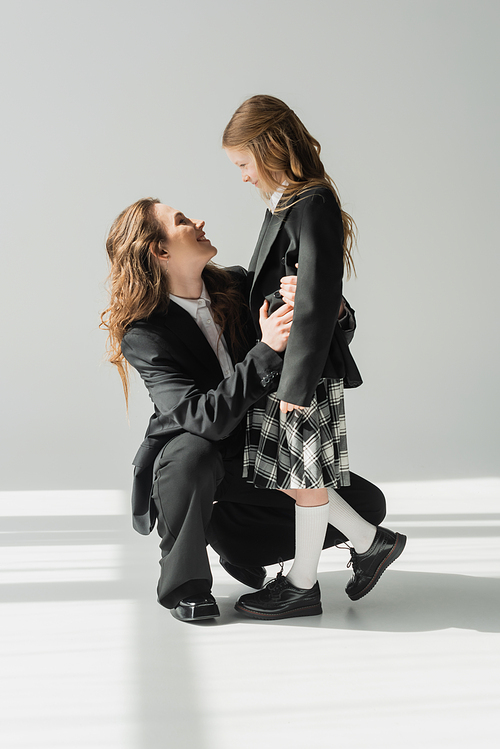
[
  {"left": 234, "top": 602, "right": 323, "bottom": 620},
  {"left": 170, "top": 607, "right": 220, "bottom": 622},
  {"left": 347, "top": 533, "right": 407, "bottom": 601}
]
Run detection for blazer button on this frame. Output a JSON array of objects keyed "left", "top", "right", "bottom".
[
  {"left": 274, "top": 291, "right": 281, "bottom": 298},
  {"left": 280, "top": 257, "right": 286, "bottom": 265}
]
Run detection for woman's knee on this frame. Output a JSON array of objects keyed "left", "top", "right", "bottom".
[{"left": 155, "top": 433, "right": 222, "bottom": 477}]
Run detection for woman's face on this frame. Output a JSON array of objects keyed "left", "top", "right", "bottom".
[
  {"left": 153, "top": 204, "right": 217, "bottom": 273},
  {"left": 225, "top": 148, "right": 262, "bottom": 188}
]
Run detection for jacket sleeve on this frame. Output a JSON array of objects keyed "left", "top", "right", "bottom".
[
  {"left": 276, "top": 190, "right": 344, "bottom": 406},
  {"left": 339, "top": 297, "right": 356, "bottom": 345},
  {"left": 121, "top": 331, "right": 283, "bottom": 442}
]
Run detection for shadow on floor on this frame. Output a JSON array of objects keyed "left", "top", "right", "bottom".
[{"left": 211, "top": 569, "right": 500, "bottom": 633}]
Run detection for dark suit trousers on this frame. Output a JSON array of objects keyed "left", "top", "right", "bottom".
[
  {"left": 152, "top": 433, "right": 224, "bottom": 608},
  {"left": 151, "top": 431, "right": 386, "bottom": 609}
]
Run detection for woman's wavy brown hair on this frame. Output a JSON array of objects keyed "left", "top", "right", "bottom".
[
  {"left": 223, "top": 94, "right": 356, "bottom": 278},
  {"left": 101, "top": 197, "right": 248, "bottom": 405}
]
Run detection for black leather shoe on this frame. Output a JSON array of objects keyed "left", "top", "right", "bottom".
[
  {"left": 345, "top": 526, "right": 407, "bottom": 601},
  {"left": 235, "top": 571, "right": 322, "bottom": 620},
  {"left": 171, "top": 594, "right": 220, "bottom": 622},
  {"left": 219, "top": 557, "right": 266, "bottom": 589}
]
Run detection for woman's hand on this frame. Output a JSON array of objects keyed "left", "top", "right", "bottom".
[
  {"left": 279, "top": 400, "right": 305, "bottom": 413},
  {"left": 259, "top": 300, "right": 293, "bottom": 353},
  {"left": 279, "top": 263, "right": 298, "bottom": 306}
]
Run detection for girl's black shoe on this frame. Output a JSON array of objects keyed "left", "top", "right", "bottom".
[
  {"left": 235, "top": 571, "right": 322, "bottom": 620},
  {"left": 345, "top": 526, "right": 407, "bottom": 601}
]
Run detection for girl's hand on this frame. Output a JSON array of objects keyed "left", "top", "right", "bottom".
[
  {"left": 259, "top": 300, "right": 293, "bottom": 353},
  {"left": 279, "top": 400, "right": 305, "bottom": 413},
  {"left": 279, "top": 263, "right": 299, "bottom": 307}
]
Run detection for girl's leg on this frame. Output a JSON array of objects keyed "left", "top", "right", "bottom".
[
  {"left": 234, "top": 485, "right": 406, "bottom": 617},
  {"left": 327, "top": 487, "right": 377, "bottom": 553},
  {"left": 282, "top": 485, "right": 379, "bottom": 589},
  {"left": 326, "top": 487, "right": 407, "bottom": 601},
  {"left": 283, "top": 488, "right": 330, "bottom": 590}
]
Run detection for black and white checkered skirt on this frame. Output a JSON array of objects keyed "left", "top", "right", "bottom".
[{"left": 243, "top": 379, "right": 350, "bottom": 490}]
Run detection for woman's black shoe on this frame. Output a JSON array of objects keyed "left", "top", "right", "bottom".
[
  {"left": 345, "top": 526, "right": 407, "bottom": 601},
  {"left": 235, "top": 571, "right": 322, "bottom": 620},
  {"left": 171, "top": 594, "right": 220, "bottom": 621}
]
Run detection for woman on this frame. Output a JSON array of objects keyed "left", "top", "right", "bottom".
[{"left": 101, "top": 197, "right": 294, "bottom": 620}]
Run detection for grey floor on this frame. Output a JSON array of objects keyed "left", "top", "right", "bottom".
[{"left": 1, "top": 479, "right": 499, "bottom": 749}]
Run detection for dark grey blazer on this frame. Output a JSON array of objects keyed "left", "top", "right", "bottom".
[
  {"left": 121, "top": 267, "right": 284, "bottom": 534},
  {"left": 247, "top": 186, "right": 362, "bottom": 406}
]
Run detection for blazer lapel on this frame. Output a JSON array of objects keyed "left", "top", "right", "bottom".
[
  {"left": 248, "top": 200, "right": 294, "bottom": 309},
  {"left": 249, "top": 201, "right": 294, "bottom": 277},
  {"left": 163, "top": 301, "right": 223, "bottom": 382},
  {"left": 248, "top": 210, "right": 272, "bottom": 272}
]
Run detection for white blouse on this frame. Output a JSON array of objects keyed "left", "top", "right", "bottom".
[{"left": 170, "top": 283, "right": 234, "bottom": 379}]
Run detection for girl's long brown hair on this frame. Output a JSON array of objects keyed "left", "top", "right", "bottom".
[
  {"left": 223, "top": 94, "right": 356, "bottom": 278},
  {"left": 101, "top": 197, "right": 247, "bottom": 405}
]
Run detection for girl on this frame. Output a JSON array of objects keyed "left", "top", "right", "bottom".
[{"left": 223, "top": 95, "right": 406, "bottom": 619}]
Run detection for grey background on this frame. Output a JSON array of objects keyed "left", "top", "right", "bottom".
[{"left": 1, "top": 0, "right": 498, "bottom": 492}]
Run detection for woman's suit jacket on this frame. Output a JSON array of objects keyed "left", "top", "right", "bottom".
[
  {"left": 247, "top": 185, "right": 362, "bottom": 407},
  {"left": 121, "top": 267, "right": 284, "bottom": 534}
]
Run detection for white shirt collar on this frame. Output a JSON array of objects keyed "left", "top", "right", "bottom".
[
  {"left": 170, "top": 282, "right": 211, "bottom": 317},
  {"left": 269, "top": 181, "right": 289, "bottom": 213}
]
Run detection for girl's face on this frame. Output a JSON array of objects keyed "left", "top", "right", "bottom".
[{"left": 225, "top": 148, "right": 262, "bottom": 188}]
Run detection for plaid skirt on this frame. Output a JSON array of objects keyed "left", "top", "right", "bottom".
[{"left": 243, "top": 379, "right": 350, "bottom": 490}]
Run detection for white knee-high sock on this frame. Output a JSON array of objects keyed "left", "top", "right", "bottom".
[
  {"left": 286, "top": 503, "right": 330, "bottom": 590},
  {"left": 327, "top": 487, "right": 377, "bottom": 553}
]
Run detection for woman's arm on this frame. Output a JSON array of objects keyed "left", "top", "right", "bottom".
[
  {"left": 121, "top": 303, "right": 292, "bottom": 442},
  {"left": 122, "top": 333, "right": 282, "bottom": 442}
]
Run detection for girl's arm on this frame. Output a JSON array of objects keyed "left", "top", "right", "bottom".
[
  {"left": 275, "top": 189, "right": 344, "bottom": 407},
  {"left": 280, "top": 275, "right": 355, "bottom": 341}
]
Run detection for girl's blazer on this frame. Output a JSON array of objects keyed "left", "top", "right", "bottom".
[
  {"left": 121, "top": 267, "right": 284, "bottom": 534},
  {"left": 247, "top": 185, "right": 362, "bottom": 407}
]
